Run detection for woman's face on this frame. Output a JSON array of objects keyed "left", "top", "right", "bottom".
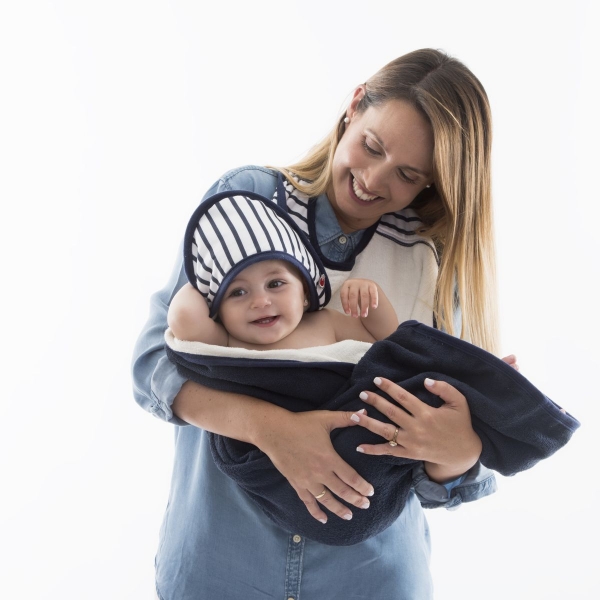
[{"left": 327, "top": 91, "right": 434, "bottom": 233}]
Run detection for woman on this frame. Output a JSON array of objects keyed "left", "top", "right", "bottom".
[{"left": 133, "top": 48, "right": 500, "bottom": 599}]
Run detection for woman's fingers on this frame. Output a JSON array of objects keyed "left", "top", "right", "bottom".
[
  {"left": 352, "top": 378, "right": 481, "bottom": 474},
  {"left": 262, "top": 409, "right": 375, "bottom": 522},
  {"left": 296, "top": 488, "right": 329, "bottom": 523},
  {"left": 356, "top": 386, "right": 415, "bottom": 427},
  {"left": 349, "top": 377, "right": 481, "bottom": 481},
  {"left": 502, "top": 354, "right": 520, "bottom": 371},
  {"left": 422, "top": 377, "right": 467, "bottom": 409},
  {"left": 351, "top": 411, "right": 399, "bottom": 448},
  {"left": 295, "top": 468, "right": 373, "bottom": 523}
]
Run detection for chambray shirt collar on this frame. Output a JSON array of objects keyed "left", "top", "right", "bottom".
[{"left": 314, "top": 193, "right": 364, "bottom": 262}]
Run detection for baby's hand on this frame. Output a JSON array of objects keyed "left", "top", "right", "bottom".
[{"left": 340, "top": 279, "right": 379, "bottom": 318}]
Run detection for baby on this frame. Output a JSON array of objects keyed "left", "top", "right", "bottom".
[
  {"left": 168, "top": 191, "right": 399, "bottom": 350},
  {"left": 169, "top": 264, "right": 397, "bottom": 350}
]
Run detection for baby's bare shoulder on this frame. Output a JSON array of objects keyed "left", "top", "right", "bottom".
[{"left": 297, "top": 309, "right": 337, "bottom": 344}]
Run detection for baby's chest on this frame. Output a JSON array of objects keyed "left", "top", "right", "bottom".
[{"left": 290, "top": 313, "right": 337, "bottom": 348}]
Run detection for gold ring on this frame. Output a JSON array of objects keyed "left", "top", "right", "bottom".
[
  {"left": 314, "top": 487, "right": 327, "bottom": 499},
  {"left": 388, "top": 427, "right": 399, "bottom": 447}
]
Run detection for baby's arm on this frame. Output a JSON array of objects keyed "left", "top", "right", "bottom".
[
  {"left": 167, "top": 283, "right": 228, "bottom": 346},
  {"left": 329, "top": 279, "right": 400, "bottom": 343}
]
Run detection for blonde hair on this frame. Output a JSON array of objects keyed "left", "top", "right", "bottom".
[{"left": 272, "top": 48, "right": 499, "bottom": 354}]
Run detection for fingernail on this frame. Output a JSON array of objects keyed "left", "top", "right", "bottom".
[
  {"left": 343, "top": 513, "right": 353, "bottom": 520},
  {"left": 356, "top": 446, "right": 364, "bottom": 453},
  {"left": 367, "top": 488, "right": 374, "bottom": 496},
  {"left": 361, "top": 500, "right": 370, "bottom": 509},
  {"left": 373, "top": 377, "right": 382, "bottom": 386},
  {"left": 351, "top": 413, "right": 360, "bottom": 422},
  {"left": 359, "top": 391, "right": 368, "bottom": 400},
  {"left": 358, "top": 408, "right": 366, "bottom": 414},
  {"left": 424, "top": 377, "right": 435, "bottom": 387},
  {"left": 319, "top": 518, "right": 327, "bottom": 524}
]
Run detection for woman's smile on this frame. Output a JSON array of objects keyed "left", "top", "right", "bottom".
[{"left": 350, "top": 174, "right": 381, "bottom": 203}]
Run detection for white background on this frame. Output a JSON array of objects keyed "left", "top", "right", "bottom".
[{"left": 1, "top": 1, "right": 598, "bottom": 598}]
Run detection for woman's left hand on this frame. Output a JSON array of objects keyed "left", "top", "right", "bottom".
[{"left": 352, "top": 377, "right": 482, "bottom": 483}]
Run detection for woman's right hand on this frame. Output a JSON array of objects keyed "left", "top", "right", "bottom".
[{"left": 254, "top": 409, "right": 375, "bottom": 524}]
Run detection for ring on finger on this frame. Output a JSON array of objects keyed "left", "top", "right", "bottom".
[
  {"left": 388, "top": 427, "right": 399, "bottom": 447},
  {"left": 314, "top": 487, "right": 328, "bottom": 500}
]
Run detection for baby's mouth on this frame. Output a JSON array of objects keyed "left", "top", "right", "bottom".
[{"left": 252, "top": 316, "right": 279, "bottom": 326}]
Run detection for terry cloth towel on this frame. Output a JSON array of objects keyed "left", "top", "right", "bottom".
[{"left": 165, "top": 320, "right": 580, "bottom": 546}]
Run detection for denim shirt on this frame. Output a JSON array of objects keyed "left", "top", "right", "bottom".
[
  {"left": 314, "top": 194, "right": 365, "bottom": 261},
  {"left": 132, "top": 165, "right": 497, "bottom": 600}
]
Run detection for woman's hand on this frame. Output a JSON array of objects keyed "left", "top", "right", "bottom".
[
  {"left": 174, "top": 382, "right": 373, "bottom": 524},
  {"left": 351, "top": 377, "right": 482, "bottom": 483},
  {"left": 254, "top": 409, "right": 375, "bottom": 524},
  {"left": 502, "top": 354, "right": 519, "bottom": 371}
]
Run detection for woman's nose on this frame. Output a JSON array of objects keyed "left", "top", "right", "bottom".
[{"left": 362, "top": 164, "right": 386, "bottom": 195}]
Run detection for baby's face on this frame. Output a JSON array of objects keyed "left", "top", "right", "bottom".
[{"left": 218, "top": 260, "right": 307, "bottom": 346}]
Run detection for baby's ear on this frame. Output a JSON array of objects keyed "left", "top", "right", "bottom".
[{"left": 303, "top": 296, "right": 309, "bottom": 311}]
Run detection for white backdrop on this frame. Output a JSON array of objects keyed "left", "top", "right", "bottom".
[{"left": 1, "top": 1, "right": 598, "bottom": 599}]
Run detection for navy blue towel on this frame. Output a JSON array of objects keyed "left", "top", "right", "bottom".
[{"left": 166, "top": 320, "right": 580, "bottom": 546}]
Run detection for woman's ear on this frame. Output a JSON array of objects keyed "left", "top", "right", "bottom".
[{"left": 346, "top": 85, "right": 367, "bottom": 121}]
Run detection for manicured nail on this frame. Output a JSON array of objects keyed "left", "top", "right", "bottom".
[
  {"left": 343, "top": 513, "right": 353, "bottom": 520},
  {"left": 424, "top": 377, "right": 435, "bottom": 387},
  {"left": 358, "top": 408, "right": 366, "bottom": 414},
  {"left": 373, "top": 377, "right": 382, "bottom": 386},
  {"left": 359, "top": 391, "right": 368, "bottom": 400},
  {"left": 367, "top": 488, "right": 374, "bottom": 496},
  {"left": 356, "top": 446, "right": 364, "bottom": 453},
  {"left": 361, "top": 500, "right": 370, "bottom": 509},
  {"left": 319, "top": 518, "right": 327, "bottom": 524},
  {"left": 351, "top": 413, "right": 360, "bottom": 422}
]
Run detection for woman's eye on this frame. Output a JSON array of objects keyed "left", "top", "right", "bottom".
[
  {"left": 362, "top": 138, "right": 381, "bottom": 156},
  {"left": 398, "top": 170, "right": 417, "bottom": 185}
]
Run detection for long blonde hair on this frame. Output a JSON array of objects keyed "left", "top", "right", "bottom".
[{"left": 273, "top": 48, "right": 499, "bottom": 354}]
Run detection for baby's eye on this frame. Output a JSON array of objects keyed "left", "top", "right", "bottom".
[
  {"left": 229, "top": 288, "right": 246, "bottom": 297},
  {"left": 268, "top": 280, "right": 285, "bottom": 288}
]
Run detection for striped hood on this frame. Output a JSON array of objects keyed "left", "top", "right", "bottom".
[{"left": 183, "top": 191, "right": 330, "bottom": 318}]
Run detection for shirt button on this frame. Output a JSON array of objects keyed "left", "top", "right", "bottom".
[
  {"left": 338, "top": 235, "right": 347, "bottom": 244},
  {"left": 293, "top": 534, "right": 302, "bottom": 543}
]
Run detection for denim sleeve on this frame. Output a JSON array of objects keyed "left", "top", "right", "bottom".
[
  {"left": 131, "top": 240, "right": 190, "bottom": 424},
  {"left": 412, "top": 462, "right": 498, "bottom": 509},
  {"left": 131, "top": 166, "right": 278, "bottom": 423}
]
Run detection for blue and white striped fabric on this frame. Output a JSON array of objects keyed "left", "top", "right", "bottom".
[{"left": 183, "top": 190, "right": 330, "bottom": 318}]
